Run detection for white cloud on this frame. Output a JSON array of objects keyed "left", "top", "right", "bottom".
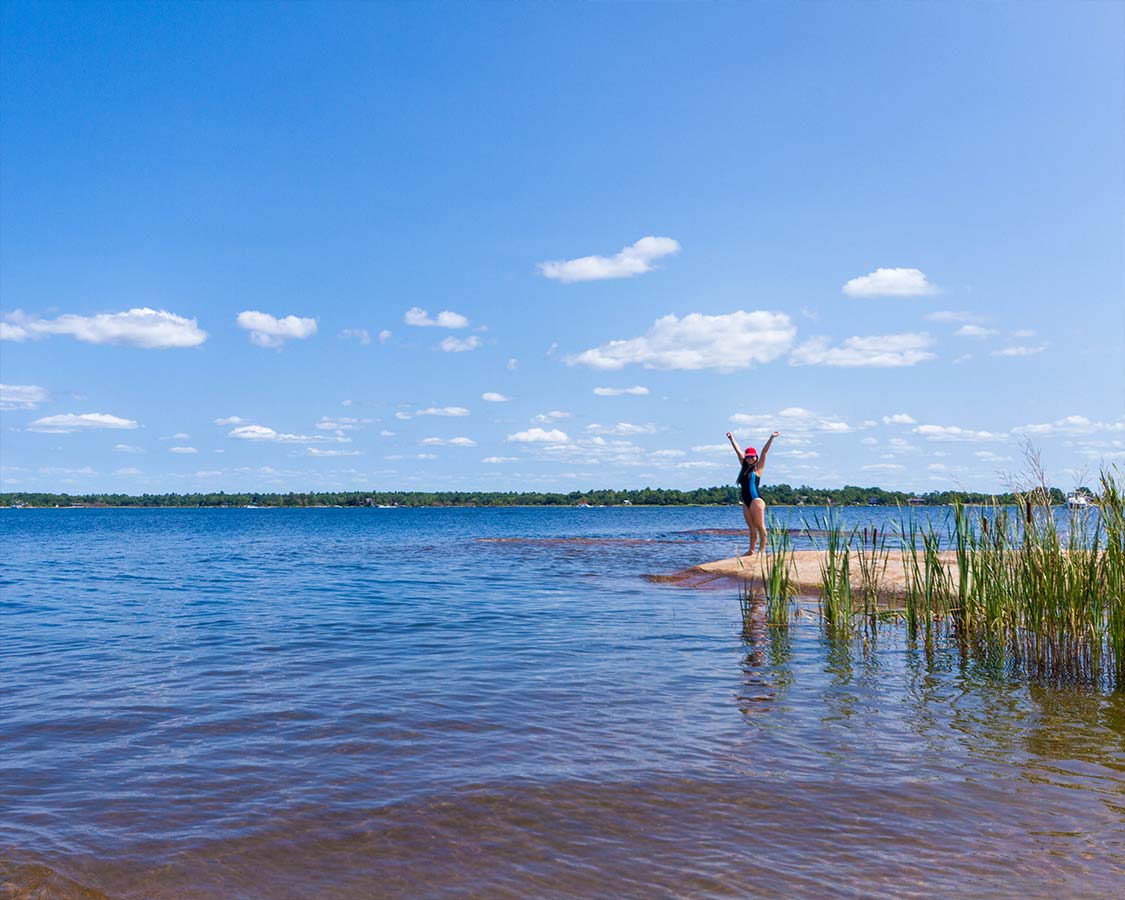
[
  {"left": 380, "top": 430, "right": 395, "bottom": 437},
  {"left": 115, "top": 467, "right": 143, "bottom": 476},
  {"left": 913, "top": 424, "right": 1006, "bottom": 442},
  {"left": 974, "top": 450, "right": 1012, "bottom": 462},
  {"left": 379, "top": 329, "right": 393, "bottom": 343},
  {"left": 421, "top": 436, "right": 477, "bottom": 447},
  {"left": 482, "top": 392, "right": 510, "bottom": 402},
  {"left": 882, "top": 413, "right": 917, "bottom": 425},
  {"left": 439, "top": 335, "right": 481, "bottom": 352},
  {"left": 2, "top": 307, "right": 207, "bottom": 348},
  {"left": 1013, "top": 415, "right": 1124, "bottom": 437},
  {"left": 842, "top": 267, "right": 939, "bottom": 297},
  {"left": 316, "top": 416, "right": 363, "bottom": 432},
  {"left": 569, "top": 310, "right": 796, "bottom": 371},
  {"left": 992, "top": 345, "right": 1047, "bottom": 357},
  {"left": 586, "top": 422, "right": 660, "bottom": 436},
  {"left": 507, "top": 428, "right": 569, "bottom": 443},
  {"left": 338, "top": 328, "right": 371, "bottom": 345},
  {"left": 114, "top": 443, "right": 144, "bottom": 453},
  {"left": 404, "top": 307, "right": 469, "bottom": 328},
  {"left": 506, "top": 358, "right": 518, "bottom": 371},
  {"left": 0, "top": 383, "right": 49, "bottom": 410},
  {"left": 483, "top": 456, "right": 519, "bottom": 464},
  {"left": 862, "top": 463, "right": 906, "bottom": 471},
  {"left": 169, "top": 446, "right": 198, "bottom": 454},
  {"left": 538, "top": 236, "right": 680, "bottom": 283},
  {"left": 237, "top": 311, "right": 317, "bottom": 348},
  {"left": 955, "top": 325, "right": 998, "bottom": 338},
  {"left": 228, "top": 424, "right": 346, "bottom": 443},
  {"left": 214, "top": 416, "right": 249, "bottom": 426},
  {"left": 533, "top": 411, "right": 571, "bottom": 423},
  {"left": 730, "top": 407, "right": 851, "bottom": 434},
  {"left": 790, "top": 333, "right": 936, "bottom": 367},
  {"left": 307, "top": 448, "right": 362, "bottom": 457},
  {"left": 1012, "top": 329, "right": 1036, "bottom": 338},
  {"left": 593, "top": 386, "right": 649, "bottom": 396},
  {"left": 926, "top": 310, "right": 982, "bottom": 324},
  {"left": 28, "top": 412, "right": 138, "bottom": 433},
  {"left": 419, "top": 407, "right": 470, "bottom": 417}
]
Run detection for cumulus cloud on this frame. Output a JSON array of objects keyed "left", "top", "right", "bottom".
[
  {"left": 955, "top": 325, "right": 998, "bottom": 338},
  {"left": 0, "top": 383, "right": 49, "bottom": 410},
  {"left": 482, "top": 392, "right": 510, "bottom": 402},
  {"left": 404, "top": 307, "right": 469, "bottom": 328},
  {"left": 421, "top": 436, "right": 477, "bottom": 447},
  {"left": 236, "top": 311, "right": 317, "bottom": 348},
  {"left": 882, "top": 413, "right": 917, "bottom": 425},
  {"left": 28, "top": 413, "right": 138, "bottom": 433},
  {"left": 1012, "top": 415, "right": 1124, "bottom": 437},
  {"left": 926, "top": 310, "right": 982, "bottom": 324},
  {"left": 316, "top": 416, "right": 364, "bottom": 432},
  {"left": 538, "top": 236, "right": 680, "bottom": 283},
  {"left": 439, "top": 335, "right": 481, "bottom": 352},
  {"left": 483, "top": 456, "right": 519, "bottom": 464},
  {"left": 586, "top": 422, "right": 661, "bottom": 436},
  {"left": 228, "top": 424, "right": 346, "bottom": 443},
  {"left": 113, "top": 444, "right": 144, "bottom": 453},
  {"left": 913, "top": 424, "right": 1006, "bottom": 442},
  {"left": 419, "top": 407, "right": 469, "bottom": 417},
  {"left": 507, "top": 428, "right": 569, "bottom": 443},
  {"left": 214, "top": 416, "right": 249, "bottom": 426},
  {"left": 2, "top": 308, "right": 207, "bottom": 348},
  {"left": 379, "top": 329, "right": 393, "bottom": 343},
  {"left": 169, "top": 446, "right": 198, "bottom": 454},
  {"left": 842, "top": 267, "right": 939, "bottom": 297},
  {"left": 569, "top": 310, "right": 796, "bottom": 371},
  {"left": 338, "top": 328, "right": 371, "bottom": 344},
  {"left": 730, "top": 407, "right": 852, "bottom": 435},
  {"left": 533, "top": 411, "right": 571, "bottom": 424},
  {"left": 790, "top": 333, "right": 936, "bottom": 367},
  {"left": 307, "top": 448, "right": 362, "bottom": 457},
  {"left": 992, "top": 345, "right": 1047, "bottom": 357},
  {"left": 593, "top": 386, "right": 649, "bottom": 396}
]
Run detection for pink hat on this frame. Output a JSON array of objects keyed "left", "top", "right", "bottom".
[{"left": 744, "top": 447, "right": 757, "bottom": 456}]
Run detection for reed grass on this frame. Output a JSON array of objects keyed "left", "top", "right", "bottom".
[{"left": 751, "top": 465, "right": 1125, "bottom": 691}]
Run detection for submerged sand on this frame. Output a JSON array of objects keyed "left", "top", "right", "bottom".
[{"left": 652, "top": 550, "right": 963, "bottom": 597}]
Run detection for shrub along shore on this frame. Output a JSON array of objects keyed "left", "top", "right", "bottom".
[{"left": 0, "top": 484, "right": 1073, "bottom": 509}]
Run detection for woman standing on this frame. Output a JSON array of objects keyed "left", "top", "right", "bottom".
[{"left": 726, "top": 430, "right": 779, "bottom": 555}]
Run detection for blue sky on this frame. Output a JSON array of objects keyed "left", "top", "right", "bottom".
[{"left": 2, "top": 1, "right": 1122, "bottom": 495}]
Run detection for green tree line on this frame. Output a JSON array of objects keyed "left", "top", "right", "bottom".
[{"left": 1, "top": 484, "right": 1064, "bottom": 508}]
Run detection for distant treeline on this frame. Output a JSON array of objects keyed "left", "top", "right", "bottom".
[{"left": 1, "top": 485, "right": 1068, "bottom": 508}]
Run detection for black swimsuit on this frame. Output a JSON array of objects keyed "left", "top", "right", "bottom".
[{"left": 737, "top": 460, "right": 760, "bottom": 506}]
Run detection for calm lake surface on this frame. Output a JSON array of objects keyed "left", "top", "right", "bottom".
[{"left": 2, "top": 507, "right": 1123, "bottom": 899}]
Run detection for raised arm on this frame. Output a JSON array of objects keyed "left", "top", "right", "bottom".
[
  {"left": 725, "top": 431, "right": 744, "bottom": 462},
  {"left": 755, "top": 431, "right": 779, "bottom": 472}
]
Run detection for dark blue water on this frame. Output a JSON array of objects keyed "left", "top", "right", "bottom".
[{"left": 2, "top": 508, "right": 1123, "bottom": 899}]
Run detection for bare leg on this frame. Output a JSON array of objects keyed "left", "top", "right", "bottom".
[
  {"left": 741, "top": 503, "right": 755, "bottom": 554},
  {"left": 749, "top": 499, "right": 767, "bottom": 555}
]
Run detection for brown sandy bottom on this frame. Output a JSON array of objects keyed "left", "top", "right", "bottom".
[{"left": 650, "top": 550, "right": 962, "bottom": 598}]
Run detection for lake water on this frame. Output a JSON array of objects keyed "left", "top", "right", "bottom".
[{"left": 2, "top": 507, "right": 1123, "bottom": 899}]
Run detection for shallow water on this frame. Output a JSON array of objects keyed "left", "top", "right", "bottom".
[{"left": 2, "top": 507, "right": 1123, "bottom": 899}]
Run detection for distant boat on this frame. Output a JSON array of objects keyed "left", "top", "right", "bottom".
[{"left": 1065, "top": 491, "right": 1091, "bottom": 509}]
